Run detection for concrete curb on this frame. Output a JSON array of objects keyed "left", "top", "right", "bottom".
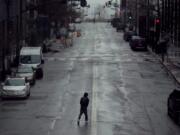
[
  {"left": 148, "top": 46, "right": 180, "bottom": 86},
  {"left": 162, "top": 62, "right": 180, "bottom": 86}
]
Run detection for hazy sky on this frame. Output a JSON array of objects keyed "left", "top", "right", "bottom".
[
  {"left": 87, "top": 0, "right": 109, "bottom": 5},
  {"left": 85, "top": 0, "right": 119, "bottom": 19}
]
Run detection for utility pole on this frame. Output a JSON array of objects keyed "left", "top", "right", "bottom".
[
  {"left": 16, "top": 0, "right": 23, "bottom": 59},
  {"left": 115, "top": 0, "right": 118, "bottom": 17},
  {"left": 120, "top": 0, "right": 126, "bottom": 24},
  {"left": 15, "top": 15, "right": 19, "bottom": 66},
  {"left": 146, "top": 0, "right": 150, "bottom": 42},
  {"left": 4, "top": 0, "right": 11, "bottom": 75},
  {"left": 70, "top": 0, "right": 72, "bottom": 23},
  {"left": 5, "top": 0, "right": 10, "bottom": 55},
  {"left": 135, "top": 0, "right": 138, "bottom": 33},
  {"left": 157, "top": 0, "right": 161, "bottom": 41},
  {"left": 19, "top": 0, "right": 23, "bottom": 41},
  {"left": 124, "top": 0, "right": 127, "bottom": 25},
  {"left": 2, "top": 20, "right": 6, "bottom": 80}
]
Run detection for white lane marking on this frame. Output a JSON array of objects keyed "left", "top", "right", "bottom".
[
  {"left": 91, "top": 64, "right": 97, "bottom": 135},
  {"left": 50, "top": 119, "right": 56, "bottom": 130},
  {"left": 47, "top": 119, "right": 57, "bottom": 135}
]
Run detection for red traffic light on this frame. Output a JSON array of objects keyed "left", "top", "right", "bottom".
[{"left": 155, "top": 19, "right": 160, "bottom": 24}]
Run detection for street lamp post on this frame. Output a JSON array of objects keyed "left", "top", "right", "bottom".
[
  {"left": 2, "top": 0, "right": 11, "bottom": 78},
  {"left": 2, "top": 20, "right": 6, "bottom": 80},
  {"left": 135, "top": 0, "right": 138, "bottom": 33},
  {"left": 146, "top": 0, "right": 150, "bottom": 42},
  {"left": 5, "top": 0, "right": 10, "bottom": 54},
  {"left": 15, "top": 0, "right": 23, "bottom": 64}
]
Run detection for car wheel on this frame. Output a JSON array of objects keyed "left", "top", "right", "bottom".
[
  {"left": 176, "top": 115, "right": 180, "bottom": 125},
  {"left": 36, "top": 70, "right": 43, "bottom": 79},
  {"left": 131, "top": 47, "right": 135, "bottom": 51},
  {"left": 167, "top": 108, "right": 171, "bottom": 116},
  {"left": 32, "top": 79, "right": 36, "bottom": 85},
  {"left": 40, "top": 72, "right": 44, "bottom": 78},
  {"left": 27, "top": 92, "right": 30, "bottom": 98},
  {"left": 144, "top": 47, "right": 148, "bottom": 51},
  {"left": 1, "top": 97, "right": 6, "bottom": 100}
]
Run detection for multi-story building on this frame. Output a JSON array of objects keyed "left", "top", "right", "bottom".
[
  {"left": 0, "top": 0, "right": 27, "bottom": 80},
  {"left": 121, "top": 0, "right": 148, "bottom": 37},
  {"left": 121, "top": 0, "right": 180, "bottom": 62},
  {"left": 160, "top": 0, "right": 180, "bottom": 47}
]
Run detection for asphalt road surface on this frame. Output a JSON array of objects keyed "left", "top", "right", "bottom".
[{"left": 0, "top": 23, "right": 180, "bottom": 135}]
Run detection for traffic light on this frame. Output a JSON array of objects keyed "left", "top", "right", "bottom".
[
  {"left": 80, "top": 0, "right": 87, "bottom": 7},
  {"left": 155, "top": 18, "right": 160, "bottom": 40},
  {"left": 155, "top": 18, "right": 160, "bottom": 25}
]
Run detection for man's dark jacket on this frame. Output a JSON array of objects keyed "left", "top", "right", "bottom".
[{"left": 80, "top": 96, "right": 89, "bottom": 110}]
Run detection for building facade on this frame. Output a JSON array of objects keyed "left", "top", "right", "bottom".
[
  {"left": 0, "top": 0, "right": 28, "bottom": 80},
  {"left": 160, "top": 0, "right": 180, "bottom": 47},
  {"left": 121, "top": 0, "right": 180, "bottom": 46}
]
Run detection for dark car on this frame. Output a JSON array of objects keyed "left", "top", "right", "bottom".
[
  {"left": 116, "top": 23, "right": 125, "bottom": 32},
  {"left": 129, "top": 36, "right": 147, "bottom": 51},
  {"left": 168, "top": 89, "right": 180, "bottom": 124},
  {"left": 111, "top": 18, "right": 122, "bottom": 28},
  {"left": 123, "top": 30, "right": 136, "bottom": 41}
]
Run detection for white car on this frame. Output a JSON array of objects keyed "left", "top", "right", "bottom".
[
  {"left": 16, "top": 66, "right": 36, "bottom": 85},
  {"left": 1, "top": 77, "right": 30, "bottom": 99}
]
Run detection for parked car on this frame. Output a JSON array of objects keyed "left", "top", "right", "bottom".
[
  {"left": 1, "top": 77, "right": 30, "bottom": 99},
  {"left": 129, "top": 36, "right": 147, "bottom": 51},
  {"left": 16, "top": 66, "right": 36, "bottom": 85},
  {"left": 123, "top": 30, "right": 136, "bottom": 41},
  {"left": 68, "top": 23, "right": 76, "bottom": 32},
  {"left": 168, "top": 89, "right": 180, "bottom": 124},
  {"left": 124, "top": 24, "right": 134, "bottom": 31},
  {"left": 74, "top": 18, "right": 82, "bottom": 23},
  {"left": 111, "top": 18, "right": 122, "bottom": 28},
  {"left": 116, "top": 23, "right": 125, "bottom": 32}
]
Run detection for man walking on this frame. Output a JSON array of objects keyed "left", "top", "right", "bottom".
[
  {"left": 158, "top": 35, "right": 170, "bottom": 62},
  {"left": 78, "top": 92, "right": 89, "bottom": 125}
]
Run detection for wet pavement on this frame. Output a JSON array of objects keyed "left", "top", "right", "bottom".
[
  {"left": 0, "top": 23, "right": 180, "bottom": 135},
  {"left": 148, "top": 47, "right": 180, "bottom": 86}
]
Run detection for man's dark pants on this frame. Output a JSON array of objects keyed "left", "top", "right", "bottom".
[{"left": 78, "top": 108, "right": 88, "bottom": 121}]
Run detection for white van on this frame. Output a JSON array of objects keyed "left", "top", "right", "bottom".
[{"left": 19, "top": 47, "right": 44, "bottom": 78}]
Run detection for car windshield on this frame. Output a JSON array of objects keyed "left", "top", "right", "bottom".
[
  {"left": 5, "top": 79, "right": 25, "bottom": 86},
  {"left": 20, "top": 55, "right": 40, "bottom": 64},
  {"left": 18, "top": 67, "right": 33, "bottom": 73}
]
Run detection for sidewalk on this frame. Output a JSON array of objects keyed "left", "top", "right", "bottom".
[{"left": 148, "top": 46, "right": 180, "bottom": 85}]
